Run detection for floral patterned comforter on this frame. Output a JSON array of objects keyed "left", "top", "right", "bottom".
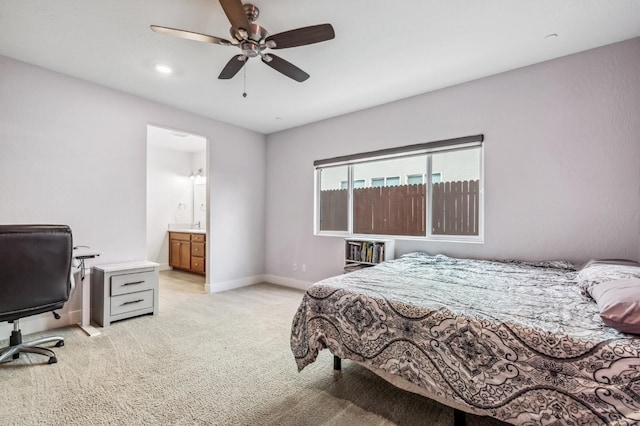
[{"left": 290, "top": 253, "right": 640, "bottom": 425}]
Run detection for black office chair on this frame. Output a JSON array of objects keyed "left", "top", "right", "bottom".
[{"left": 0, "top": 225, "right": 73, "bottom": 365}]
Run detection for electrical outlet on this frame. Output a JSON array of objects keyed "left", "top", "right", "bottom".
[
  {"left": 292, "top": 263, "right": 297, "bottom": 271},
  {"left": 301, "top": 264, "right": 307, "bottom": 273}
]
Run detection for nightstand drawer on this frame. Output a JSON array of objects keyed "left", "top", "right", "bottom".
[
  {"left": 111, "top": 270, "right": 156, "bottom": 296},
  {"left": 110, "top": 290, "right": 154, "bottom": 316}
]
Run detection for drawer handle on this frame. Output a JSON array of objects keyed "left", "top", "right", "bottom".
[
  {"left": 123, "top": 280, "right": 144, "bottom": 286},
  {"left": 121, "top": 299, "right": 144, "bottom": 306}
]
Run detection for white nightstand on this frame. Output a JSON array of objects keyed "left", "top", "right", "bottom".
[{"left": 91, "top": 261, "right": 159, "bottom": 327}]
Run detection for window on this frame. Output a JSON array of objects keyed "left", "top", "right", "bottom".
[
  {"left": 407, "top": 174, "right": 423, "bottom": 185},
  {"left": 372, "top": 177, "right": 400, "bottom": 187},
  {"left": 351, "top": 157, "right": 426, "bottom": 235},
  {"left": 407, "top": 173, "right": 441, "bottom": 185},
  {"left": 385, "top": 176, "right": 400, "bottom": 186},
  {"left": 315, "top": 134, "right": 483, "bottom": 240},
  {"left": 339, "top": 179, "right": 364, "bottom": 189},
  {"left": 371, "top": 177, "right": 384, "bottom": 187},
  {"left": 320, "top": 166, "right": 349, "bottom": 231}
]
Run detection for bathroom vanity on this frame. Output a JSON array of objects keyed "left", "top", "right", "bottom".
[{"left": 168, "top": 230, "right": 206, "bottom": 275}]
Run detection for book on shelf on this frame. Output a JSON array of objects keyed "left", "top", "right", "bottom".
[
  {"left": 344, "top": 238, "right": 395, "bottom": 272},
  {"left": 346, "top": 240, "right": 389, "bottom": 264}
]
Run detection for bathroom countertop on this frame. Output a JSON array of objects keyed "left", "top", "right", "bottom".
[{"left": 168, "top": 229, "right": 206, "bottom": 234}]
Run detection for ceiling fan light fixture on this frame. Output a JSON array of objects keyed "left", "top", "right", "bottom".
[{"left": 241, "top": 40, "right": 260, "bottom": 57}]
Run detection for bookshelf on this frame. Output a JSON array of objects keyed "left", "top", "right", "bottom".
[{"left": 344, "top": 238, "right": 395, "bottom": 273}]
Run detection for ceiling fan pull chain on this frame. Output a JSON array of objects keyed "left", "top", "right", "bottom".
[{"left": 242, "top": 63, "right": 247, "bottom": 98}]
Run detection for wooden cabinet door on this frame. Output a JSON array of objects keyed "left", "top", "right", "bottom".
[
  {"left": 170, "top": 239, "right": 192, "bottom": 270},
  {"left": 170, "top": 240, "right": 182, "bottom": 268},
  {"left": 178, "top": 241, "right": 191, "bottom": 269}
]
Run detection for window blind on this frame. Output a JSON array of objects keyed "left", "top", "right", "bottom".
[{"left": 313, "top": 134, "right": 484, "bottom": 168}]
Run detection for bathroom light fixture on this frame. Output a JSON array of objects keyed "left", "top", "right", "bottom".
[{"left": 189, "top": 168, "right": 204, "bottom": 179}]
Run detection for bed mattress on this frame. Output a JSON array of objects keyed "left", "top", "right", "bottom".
[{"left": 290, "top": 253, "right": 640, "bottom": 425}]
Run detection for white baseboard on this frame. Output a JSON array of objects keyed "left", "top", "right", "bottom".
[
  {"left": 158, "top": 263, "right": 171, "bottom": 272},
  {"left": 0, "top": 309, "right": 82, "bottom": 337},
  {"left": 207, "top": 274, "right": 266, "bottom": 293},
  {"left": 262, "top": 274, "right": 313, "bottom": 291},
  {"left": 205, "top": 274, "right": 312, "bottom": 293}
]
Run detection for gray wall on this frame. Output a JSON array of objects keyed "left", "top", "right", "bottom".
[
  {"left": 265, "top": 38, "right": 640, "bottom": 285},
  {"left": 0, "top": 55, "right": 266, "bottom": 332},
  {"left": 1, "top": 37, "right": 639, "bottom": 329}
]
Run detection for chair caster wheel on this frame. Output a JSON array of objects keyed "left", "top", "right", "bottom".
[
  {"left": 48, "top": 357, "right": 58, "bottom": 364},
  {"left": 55, "top": 341, "right": 64, "bottom": 347}
]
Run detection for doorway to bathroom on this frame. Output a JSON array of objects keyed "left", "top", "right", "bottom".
[{"left": 146, "top": 124, "right": 208, "bottom": 292}]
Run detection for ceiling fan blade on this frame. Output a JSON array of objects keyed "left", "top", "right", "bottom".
[
  {"left": 150, "top": 25, "right": 232, "bottom": 46},
  {"left": 219, "top": 0, "right": 251, "bottom": 32},
  {"left": 218, "top": 55, "right": 247, "bottom": 79},
  {"left": 261, "top": 54, "right": 309, "bottom": 82},
  {"left": 265, "top": 24, "right": 335, "bottom": 49}
]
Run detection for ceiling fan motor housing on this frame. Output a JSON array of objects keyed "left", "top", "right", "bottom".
[{"left": 234, "top": 23, "right": 269, "bottom": 57}]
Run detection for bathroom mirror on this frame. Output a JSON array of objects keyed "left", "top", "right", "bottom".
[{"left": 193, "top": 183, "right": 207, "bottom": 229}]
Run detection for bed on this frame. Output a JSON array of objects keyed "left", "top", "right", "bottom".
[{"left": 290, "top": 253, "right": 640, "bottom": 425}]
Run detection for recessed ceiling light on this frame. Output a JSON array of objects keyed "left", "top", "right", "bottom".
[
  {"left": 545, "top": 33, "right": 558, "bottom": 39},
  {"left": 155, "top": 64, "right": 173, "bottom": 74}
]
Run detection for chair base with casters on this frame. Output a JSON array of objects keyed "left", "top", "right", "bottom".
[
  {"left": 0, "top": 319, "right": 65, "bottom": 365},
  {"left": 0, "top": 224, "right": 73, "bottom": 366}
]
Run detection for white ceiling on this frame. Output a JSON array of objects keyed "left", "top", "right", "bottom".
[{"left": 1, "top": 1, "right": 639, "bottom": 134}]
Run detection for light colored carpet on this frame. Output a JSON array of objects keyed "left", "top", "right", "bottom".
[{"left": 0, "top": 270, "right": 506, "bottom": 425}]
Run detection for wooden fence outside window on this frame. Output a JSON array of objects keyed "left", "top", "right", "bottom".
[
  {"left": 353, "top": 185, "right": 426, "bottom": 236},
  {"left": 319, "top": 189, "right": 348, "bottom": 231},
  {"left": 431, "top": 180, "right": 479, "bottom": 236},
  {"left": 320, "top": 180, "right": 479, "bottom": 236}
]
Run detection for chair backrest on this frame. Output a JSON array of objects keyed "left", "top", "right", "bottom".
[{"left": 0, "top": 225, "right": 73, "bottom": 322}]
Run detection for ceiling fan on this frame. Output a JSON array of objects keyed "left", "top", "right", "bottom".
[{"left": 151, "top": 0, "right": 335, "bottom": 82}]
